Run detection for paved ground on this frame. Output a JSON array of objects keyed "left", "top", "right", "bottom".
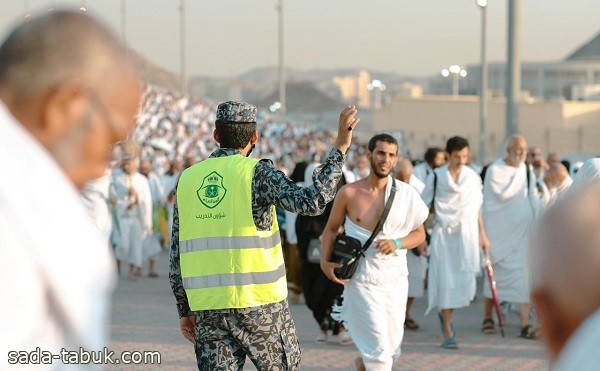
[{"left": 107, "top": 251, "right": 549, "bottom": 370}]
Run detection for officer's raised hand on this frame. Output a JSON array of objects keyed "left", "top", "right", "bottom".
[{"left": 336, "top": 106, "right": 360, "bottom": 154}]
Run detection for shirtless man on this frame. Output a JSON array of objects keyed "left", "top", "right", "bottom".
[{"left": 321, "top": 134, "right": 428, "bottom": 371}]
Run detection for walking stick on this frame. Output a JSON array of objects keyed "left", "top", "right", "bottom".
[{"left": 485, "top": 253, "right": 505, "bottom": 337}]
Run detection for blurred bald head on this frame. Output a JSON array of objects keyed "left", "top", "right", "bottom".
[
  {"left": 549, "top": 162, "right": 569, "bottom": 178},
  {"left": 395, "top": 157, "right": 413, "bottom": 183},
  {"left": 545, "top": 163, "right": 570, "bottom": 189},
  {"left": 504, "top": 134, "right": 528, "bottom": 167},
  {"left": 0, "top": 10, "right": 140, "bottom": 189},
  {"left": 547, "top": 152, "right": 561, "bottom": 166},
  {"left": 0, "top": 10, "right": 130, "bottom": 101},
  {"left": 531, "top": 181, "right": 600, "bottom": 359}
]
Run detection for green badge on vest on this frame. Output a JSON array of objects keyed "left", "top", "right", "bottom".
[{"left": 197, "top": 171, "right": 227, "bottom": 209}]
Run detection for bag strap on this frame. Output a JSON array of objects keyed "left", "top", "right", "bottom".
[
  {"left": 430, "top": 171, "right": 438, "bottom": 213},
  {"left": 356, "top": 180, "right": 397, "bottom": 257},
  {"left": 526, "top": 162, "right": 531, "bottom": 195}
]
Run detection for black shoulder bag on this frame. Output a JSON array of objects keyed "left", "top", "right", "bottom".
[{"left": 331, "top": 181, "right": 397, "bottom": 279}]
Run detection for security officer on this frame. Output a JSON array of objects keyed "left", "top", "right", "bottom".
[{"left": 169, "top": 101, "right": 360, "bottom": 370}]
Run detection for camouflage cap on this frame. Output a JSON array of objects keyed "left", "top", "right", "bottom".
[{"left": 216, "top": 101, "right": 257, "bottom": 123}]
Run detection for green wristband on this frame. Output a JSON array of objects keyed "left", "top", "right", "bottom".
[{"left": 394, "top": 239, "right": 402, "bottom": 249}]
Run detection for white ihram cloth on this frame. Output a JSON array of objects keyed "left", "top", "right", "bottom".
[
  {"left": 413, "top": 162, "right": 433, "bottom": 183},
  {"left": 81, "top": 171, "right": 113, "bottom": 246},
  {"left": 0, "top": 101, "right": 115, "bottom": 370},
  {"left": 553, "top": 308, "right": 600, "bottom": 371},
  {"left": 406, "top": 174, "right": 427, "bottom": 298},
  {"left": 408, "top": 174, "right": 425, "bottom": 194},
  {"left": 572, "top": 158, "right": 600, "bottom": 188},
  {"left": 334, "top": 177, "right": 428, "bottom": 371},
  {"left": 422, "top": 165, "right": 482, "bottom": 313},
  {"left": 407, "top": 251, "right": 427, "bottom": 299},
  {"left": 545, "top": 175, "right": 573, "bottom": 206},
  {"left": 147, "top": 171, "right": 166, "bottom": 205},
  {"left": 143, "top": 171, "right": 166, "bottom": 261},
  {"left": 482, "top": 159, "right": 540, "bottom": 303},
  {"left": 112, "top": 172, "right": 152, "bottom": 267}
]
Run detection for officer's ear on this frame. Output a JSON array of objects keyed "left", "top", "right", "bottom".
[
  {"left": 250, "top": 129, "right": 259, "bottom": 145},
  {"left": 213, "top": 128, "right": 221, "bottom": 144}
]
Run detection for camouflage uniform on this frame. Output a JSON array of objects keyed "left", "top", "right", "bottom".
[
  {"left": 194, "top": 300, "right": 299, "bottom": 370},
  {"left": 169, "top": 101, "right": 345, "bottom": 371}
]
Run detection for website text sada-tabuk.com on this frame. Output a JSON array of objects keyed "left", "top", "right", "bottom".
[{"left": 7, "top": 347, "right": 161, "bottom": 366}]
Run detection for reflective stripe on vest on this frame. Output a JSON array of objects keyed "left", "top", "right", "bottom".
[
  {"left": 183, "top": 263, "right": 286, "bottom": 289},
  {"left": 177, "top": 155, "right": 287, "bottom": 310},
  {"left": 180, "top": 229, "right": 281, "bottom": 254}
]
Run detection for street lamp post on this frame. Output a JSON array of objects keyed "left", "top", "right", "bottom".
[
  {"left": 477, "top": 0, "right": 488, "bottom": 163},
  {"left": 367, "top": 79, "right": 386, "bottom": 109},
  {"left": 442, "top": 65, "right": 467, "bottom": 97},
  {"left": 276, "top": 0, "right": 286, "bottom": 114},
  {"left": 506, "top": 0, "right": 521, "bottom": 138},
  {"left": 180, "top": 0, "right": 187, "bottom": 95}
]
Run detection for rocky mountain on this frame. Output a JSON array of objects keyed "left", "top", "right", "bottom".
[
  {"left": 255, "top": 81, "right": 343, "bottom": 113},
  {"left": 129, "top": 51, "right": 425, "bottom": 115},
  {"left": 129, "top": 50, "right": 181, "bottom": 91}
]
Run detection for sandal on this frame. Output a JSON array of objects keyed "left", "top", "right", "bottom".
[
  {"left": 440, "top": 336, "right": 459, "bottom": 350},
  {"left": 404, "top": 318, "right": 420, "bottom": 330},
  {"left": 350, "top": 357, "right": 363, "bottom": 371},
  {"left": 519, "top": 324, "right": 540, "bottom": 340},
  {"left": 315, "top": 332, "right": 328, "bottom": 344},
  {"left": 338, "top": 330, "right": 353, "bottom": 346},
  {"left": 482, "top": 318, "right": 497, "bottom": 334}
]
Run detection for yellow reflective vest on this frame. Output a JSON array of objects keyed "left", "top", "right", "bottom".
[{"left": 177, "top": 154, "right": 287, "bottom": 310}]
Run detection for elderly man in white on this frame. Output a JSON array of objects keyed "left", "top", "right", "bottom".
[{"left": 481, "top": 134, "right": 542, "bottom": 339}]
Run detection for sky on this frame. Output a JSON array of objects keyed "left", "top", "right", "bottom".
[{"left": 0, "top": 0, "right": 598, "bottom": 78}]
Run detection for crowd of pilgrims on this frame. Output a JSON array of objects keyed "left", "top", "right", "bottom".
[{"left": 83, "top": 83, "right": 600, "bottom": 345}]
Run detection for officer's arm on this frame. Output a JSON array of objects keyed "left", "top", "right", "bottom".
[
  {"left": 254, "top": 149, "right": 345, "bottom": 216},
  {"left": 168, "top": 200, "right": 192, "bottom": 318}
]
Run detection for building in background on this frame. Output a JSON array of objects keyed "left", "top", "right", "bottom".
[
  {"left": 374, "top": 94, "right": 600, "bottom": 163},
  {"left": 428, "top": 29, "right": 600, "bottom": 101},
  {"left": 332, "top": 69, "right": 372, "bottom": 108}
]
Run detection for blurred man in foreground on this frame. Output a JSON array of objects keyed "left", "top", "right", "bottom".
[
  {"left": 531, "top": 182, "right": 600, "bottom": 370},
  {"left": 0, "top": 10, "right": 140, "bottom": 368}
]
